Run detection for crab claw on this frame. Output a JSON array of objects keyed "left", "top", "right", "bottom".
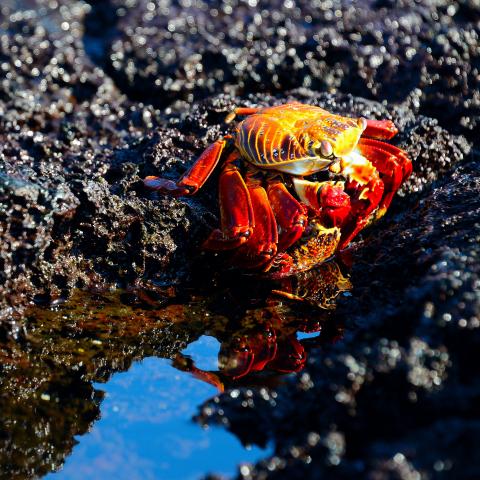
[
  {"left": 144, "top": 139, "right": 227, "bottom": 196},
  {"left": 218, "top": 335, "right": 255, "bottom": 379},
  {"left": 292, "top": 178, "right": 352, "bottom": 228},
  {"left": 318, "top": 183, "right": 352, "bottom": 228},
  {"left": 338, "top": 176, "right": 385, "bottom": 249},
  {"left": 267, "top": 181, "right": 308, "bottom": 252},
  {"left": 172, "top": 353, "right": 225, "bottom": 392},
  {"left": 143, "top": 177, "right": 191, "bottom": 196},
  {"left": 268, "top": 335, "right": 306, "bottom": 373},
  {"left": 363, "top": 119, "right": 398, "bottom": 140},
  {"left": 219, "top": 326, "right": 277, "bottom": 379},
  {"left": 357, "top": 137, "right": 412, "bottom": 216}
]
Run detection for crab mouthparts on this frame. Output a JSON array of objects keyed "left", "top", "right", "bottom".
[
  {"left": 330, "top": 127, "right": 363, "bottom": 157},
  {"left": 341, "top": 151, "right": 376, "bottom": 185}
]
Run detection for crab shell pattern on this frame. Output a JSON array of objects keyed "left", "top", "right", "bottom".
[{"left": 145, "top": 102, "right": 412, "bottom": 275}]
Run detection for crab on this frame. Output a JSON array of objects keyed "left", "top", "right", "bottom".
[{"left": 145, "top": 102, "right": 411, "bottom": 274}]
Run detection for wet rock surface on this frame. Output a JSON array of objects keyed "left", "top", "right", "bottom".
[
  {"left": 87, "top": 0, "right": 480, "bottom": 139},
  {"left": 0, "top": 0, "right": 479, "bottom": 479},
  {"left": 0, "top": 290, "right": 196, "bottom": 479}
]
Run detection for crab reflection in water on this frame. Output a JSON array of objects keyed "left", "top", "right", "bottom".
[
  {"left": 166, "top": 260, "right": 351, "bottom": 392},
  {"left": 0, "top": 258, "right": 351, "bottom": 477}
]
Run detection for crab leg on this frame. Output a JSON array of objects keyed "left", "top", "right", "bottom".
[
  {"left": 225, "top": 107, "right": 261, "bottom": 124},
  {"left": 144, "top": 139, "right": 226, "bottom": 196},
  {"left": 362, "top": 119, "right": 412, "bottom": 183},
  {"left": 202, "top": 162, "right": 254, "bottom": 250},
  {"left": 363, "top": 119, "right": 399, "bottom": 140},
  {"left": 267, "top": 181, "right": 308, "bottom": 251},
  {"left": 231, "top": 180, "right": 279, "bottom": 270},
  {"left": 172, "top": 353, "right": 224, "bottom": 392},
  {"left": 338, "top": 175, "right": 385, "bottom": 249},
  {"left": 359, "top": 137, "right": 412, "bottom": 180},
  {"left": 356, "top": 138, "right": 410, "bottom": 216}
]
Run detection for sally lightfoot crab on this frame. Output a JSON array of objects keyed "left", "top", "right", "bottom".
[{"left": 145, "top": 102, "right": 412, "bottom": 274}]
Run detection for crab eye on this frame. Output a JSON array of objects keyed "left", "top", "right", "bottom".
[
  {"left": 317, "top": 140, "right": 333, "bottom": 158},
  {"left": 357, "top": 117, "right": 367, "bottom": 131}
]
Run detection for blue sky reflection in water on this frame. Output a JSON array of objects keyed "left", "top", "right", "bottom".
[{"left": 47, "top": 336, "right": 271, "bottom": 480}]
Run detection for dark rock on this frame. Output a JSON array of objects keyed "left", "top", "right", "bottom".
[
  {"left": 86, "top": 0, "right": 480, "bottom": 141},
  {"left": 0, "top": 0, "right": 476, "bottom": 317},
  {"left": 0, "top": 0, "right": 212, "bottom": 317},
  {"left": 0, "top": 173, "right": 79, "bottom": 327},
  {"left": 0, "top": 0, "right": 479, "bottom": 479}
]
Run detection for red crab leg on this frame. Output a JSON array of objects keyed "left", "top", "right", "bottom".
[
  {"left": 202, "top": 161, "right": 254, "bottom": 250},
  {"left": 338, "top": 175, "right": 385, "bottom": 249},
  {"left": 231, "top": 180, "right": 278, "bottom": 270},
  {"left": 363, "top": 119, "right": 398, "bottom": 140},
  {"left": 357, "top": 138, "right": 409, "bottom": 215},
  {"left": 267, "top": 181, "right": 308, "bottom": 251},
  {"left": 359, "top": 137, "right": 412, "bottom": 180},
  {"left": 144, "top": 139, "right": 226, "bottom": 196},
  {"left": 225, "top": 107, "right": 261, "bottom": 124},
  {"left": 172, "top": 353, "right": 224, "bottom": 392}
]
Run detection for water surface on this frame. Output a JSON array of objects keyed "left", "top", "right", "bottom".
[
  {"left": 1, "top": 261, "right": 349, "bottom": 479},
  {"left": 47, "top": 350, "right": 269, "bottom": 480}
]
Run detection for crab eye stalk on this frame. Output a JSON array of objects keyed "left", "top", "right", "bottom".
[
  {"left": 357, "top": 117, "right": 367, "bottom": 131},
  {"left": 317, "top": 140, "right": 334, "bottom": 158}
]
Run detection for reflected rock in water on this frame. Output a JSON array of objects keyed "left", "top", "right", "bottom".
[
  {"left": 0, "top": 291, "right": 192, "bottom": 478},
  {"left": 0, "top": 259, "right": 350, "bottom": 477},
  {"left": 0, "top": 356, "right": 100, "bottom": 479}
]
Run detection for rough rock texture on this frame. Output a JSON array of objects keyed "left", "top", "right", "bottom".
[
  {"left": 0, "top": 0, "right": 479, "bottom": 479},
  {"left": 1, "top": 0, "right": 478, "bottom": 319},
  {"left": 0, "top": 0, "right": 213, "bottom": 325},
  {"left": 87, "top": 0, "right": 480, "bottom": 139}
]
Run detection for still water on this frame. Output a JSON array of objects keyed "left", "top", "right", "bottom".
[
  {"left": 47, "top": 339, "right": 269, "bottom": 480},
  {"left": 1, "top": 261, "right": 349, "bottom": 479}
]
